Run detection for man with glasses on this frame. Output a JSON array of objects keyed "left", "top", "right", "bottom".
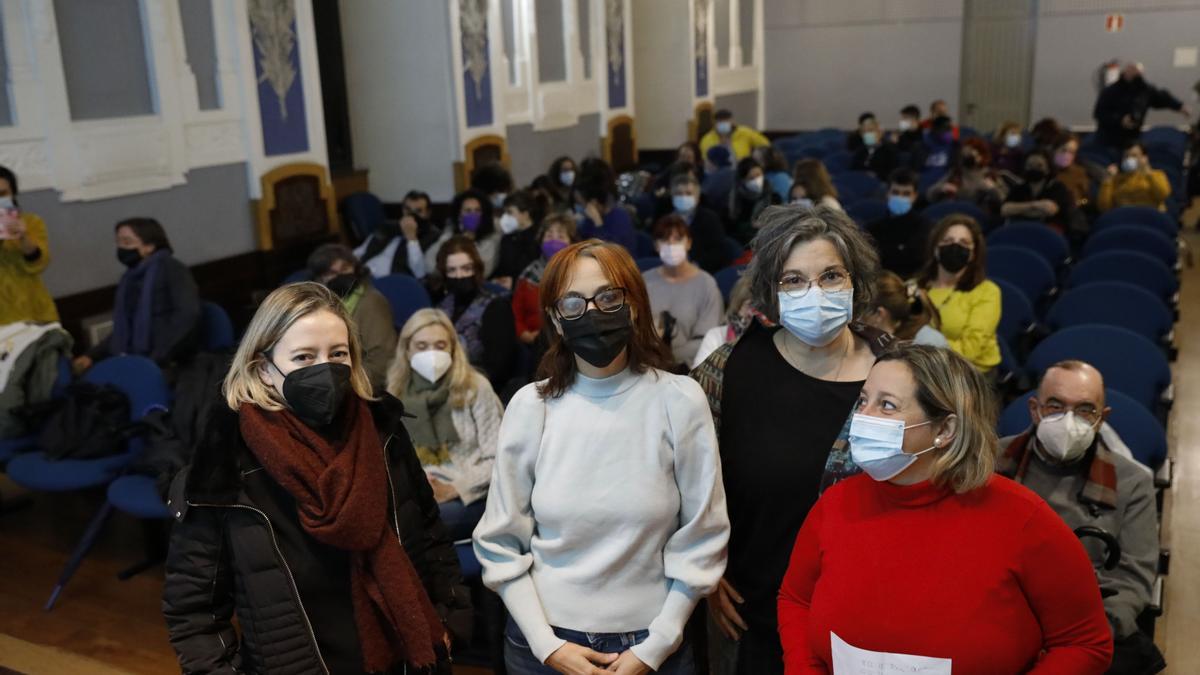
[{"left": 998, "top": 360, "right": 1161, "bottom": 674}]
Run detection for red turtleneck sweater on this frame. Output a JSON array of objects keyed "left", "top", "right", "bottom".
[{"left": 778, "top": 474, "right": 1112, "bottom": 674}]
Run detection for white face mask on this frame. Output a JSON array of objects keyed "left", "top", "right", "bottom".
[
  {"left": 1105, "top": 67, "right": 1120, "bottom": 86},
  {"left": 1035, "top": 411, "right": 1097, "bottom": 463},
  {"left": 499, "top": 213, "right": 520, "bottom": 234},
  {"left": 898, "top": 119, "right": 915, "bottom": 132},
  {"left": 659, "top": 242, "right": 688, "bottom": 267},
  {"left": 410, "top": 349, "right": 452, "bottom": 384},
  {"left": 559, "top": 170, "right": 575, "bottom": 186},
  {"left": 792, "top": 197, "right": 815, "bottom": 209},
  {"left": 744, "top": 176, "right": 764, "bottom": 194},
  {"left": 491, "top": 193, "right": 507, "bottom": 209},
  {"left": 1121, "top": 156, "right": 1140, "bottom": 173},
  {"left": 849, "top": 414, "right": 937, "bottom": 482},
  {"left": 1005, "top": 133, "right": 1022, "bottom": 149}
]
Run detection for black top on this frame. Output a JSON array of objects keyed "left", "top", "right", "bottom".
[
  {"left": 451, "top": 294, "right": 518, "bottom": 391},
  {"left": 1093, "top": 77, "right": 1183, "bottom": 147},
  {"left": 688, "top": 205, "right": 734, "bottom": 273},
  {"left": 867, "top": 211, "right": 932, "bottom": 279},
  {"left": 90, "top": 254, "right": 201, "bottom": 365},
  {"left": 895, "top": 129, "right": 924, "bottom": 156},
  {"left": 494, "top": 227, "right": 540, "bottom": 281},
  {"left": 851, "top": 143, "right": 900, "bottom": 182},
  {"left": 718, "top": 323, "right": 864, "bottom": 633},
  {"left": 1006, "top": 179, "right": 1076, "bottom": 231}
]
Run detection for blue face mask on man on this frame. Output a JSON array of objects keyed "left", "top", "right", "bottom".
[
  {"left": 887, "top": 194, "right": 913, "bottom": 216},
  {"left": 672, "top": 194, "right": 697, "bottom": 213},
  {"left": 777, "top": 287, "right": 853, "bottom": 347},
  {"left": 716, "top": 121, "right": 733, "bottom": 135}
]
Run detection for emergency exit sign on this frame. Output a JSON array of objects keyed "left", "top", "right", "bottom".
[{"left": 1105, "top": 14, "right": 1125, "bottom": 32}]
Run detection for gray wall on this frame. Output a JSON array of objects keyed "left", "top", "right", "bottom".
[
  {"left": 506, "top": 113, "right": 601, "bottom": 185},
  {"left": 54, "top": 0, "right": 156, "bottom": 120},
  {"left": 714, "top": 91, "right": 758, "bottom": 129},
  {"left": 22, "top": 163, "right": 255, "bottom": 297},
  {"left": 536, "top": 0, "right": 567, "bottom": 82},
  {"left": 180, "top": 0, "right": 221, "bottom": 111}
]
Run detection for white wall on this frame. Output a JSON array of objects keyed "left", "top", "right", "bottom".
[{"left": 632, "top": 0, "right": 693, "bottom": 148}]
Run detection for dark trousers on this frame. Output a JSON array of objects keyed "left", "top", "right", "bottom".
[{"left": 1107, "top": 630, "right": 1166, "bottom": 675}]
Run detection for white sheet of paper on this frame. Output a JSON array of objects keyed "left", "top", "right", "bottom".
[{"left": 831, "top": 632, "right": 952, "bottom": 675}]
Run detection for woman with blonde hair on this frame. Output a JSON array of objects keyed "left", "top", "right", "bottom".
[
  {"left": 389, "top": 307, "right": 503, "bottom": 539},
  {"left": 778, "top": 343, "right": 1112, "bottom": 673},
  {"left": 163, "top": 282, "right": 470, "bottom": 674}
]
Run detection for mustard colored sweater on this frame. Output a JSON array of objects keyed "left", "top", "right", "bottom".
[
  {"left": 1097, "top": 170, "right": 1171, "bottom": 212},
  {"left": 928, "top": 280, "right": 1002, "bottom": 371},
  {"left": 1, "top": 213, "right": 59, "bottom": 324}
]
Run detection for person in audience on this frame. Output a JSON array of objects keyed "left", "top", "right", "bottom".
[
  {"left": 927, "top": 138, "right": 1007, "bottom": 216},
  {"left": 892, "top": 104, "right": 924, "bottom": 154},
  {"left": 436, "top": 236, "right": 517, "bottom": 392},
  {"left": 700, "top": 108, "right": 771, "bottom": 160},
  {"left": 864, "top": 271, "right": 947, "bottom": 347},
  {"left": 991, "top": 121, "right": 1026, "bottom": 175},
  {"left": 426, "top": 189, "right": 501, "bottom": 278},
  {"left": 850, "top": 114, "right": 899, "bottom": 181},
  {"left": 494, "top": 189, "right": 547, "bottom": 288},
  {"left": 355, "top": 189, "right": 442, "bottom": 279},
  {"left": 868, "top": 168, "right": 932, "bottom": 279},
  {"left": 575, "top": 158, "right": 636, "bottom": 253},
  {"left": 790, "top": 159, "right": 843, "bottom": 212},
  {"left": 916, "top": 115, "right": 959, "bottom": 172},
  {"left": 703, "top": 145, "right": 737, "bottom": 216},
  {"left": 1031, "top": 117, "right": 1065, "bottom": 153},
  {"left": 692, "top": 206, "right": 890, "bottom": 675},
  {"left": 916, "top": 215, "right": 1000, "bottom": 372},
  {"left": 692, "top": 275, "right": 759, "bottom": 369},
  {"left": 644, "top": 214, "right": 725, "bottom": 368},
  {"left": 754, "top": 146, "right": 793, "bottom": 202},
  {"left": 730, "top": 157, "right": 780, "bottom": 244},
  {"left": 1053, "top": 132, "right": 1099, "bottom": 213},
  {"left": 672, "top": 172, "right": 734, "bottom": 272},
  {"left": 920, "top": 99, "right": 959, "bottom": 139},
  {"left": 471, "top": 162, "right": 515, "bottom": 210},
  {"left": 307, "top": 244, "right": 398, "bottom": 394},
  {"left": 0, "top": 165, "right": 58, "bottom": 324},
  {"left": 388, "top": 308, "right": 503, "bottom": 541},
  {"left": 1098, "top": 142, "right": 1172, "bottom": 212},
  {"left": 846, "top": 111, "right": 876, "bottom": 153},
  {"left": 778, "top": 344, "right": 1113, "bottom": 673},
  {"left": 473, "top": 240, "right": 729, "bottom": 675},
  {"left": 163, "top": 283, "right": 469, "bottom": 674},
  {"left": 1002, "top": 149, "right": 1078, "bottom": 234},
  {"left": 677, "top": 140, "right": 704, "bottom": 171},
  {"left": 1094, "top": 63, "right": 1190, "bottom": 149},
  {"left": 998, "top": 360, "right": 1161, "bottom": 674},
  {"left": 513, "top": 213, "right": 578, "bottom": 347},
  {"left": 74, "top": 218, "right": 200, "bottom": 374},
  {"left": 545, "top": 156, "right": 577, "bottom": 208}
]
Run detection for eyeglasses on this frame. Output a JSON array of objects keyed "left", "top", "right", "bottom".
[
  {"left": 556, "top": 287, "right": 627, "bottom": 320},
  {"left": 778, "top": 268, "right": 851, "bottom": 298},
  {"left": 1037, "top": 401, "right": 1102, "bottom": 426}
]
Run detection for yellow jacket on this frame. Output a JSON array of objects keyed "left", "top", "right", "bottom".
[
  {"left": 1097, "top": 170, "right": 1171, "bottom": 212},
  {"left": 699, "top": 125, "right": 771, "bottom": 161},
  {"left": 927, "top": 280, "right": 1001, "bottom": 371},
  {"left": 1, "top": 212, "right": 59, "bottom": 324}
]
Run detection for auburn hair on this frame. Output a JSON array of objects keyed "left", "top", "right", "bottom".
[{"left": 535, "top": 240, "right": 672, "bottom": 398}]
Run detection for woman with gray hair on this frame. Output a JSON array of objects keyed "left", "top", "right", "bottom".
[{"left": 692, "top": 205, "right": 893, "bottom": 675}]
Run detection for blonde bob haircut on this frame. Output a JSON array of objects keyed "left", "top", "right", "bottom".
[
  {"left": 223, "top": 282, "right": 374, "bottom": 411},
  {"left": 875, "top": 343, "right": 998, "bottom": 493},
  {"left": 387, "top": 308, "right": 478, "bottom": 409}
]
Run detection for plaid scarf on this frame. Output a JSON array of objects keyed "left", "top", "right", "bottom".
[{"left": 997, "top": 429, "right": 1119, "bottom": 510}]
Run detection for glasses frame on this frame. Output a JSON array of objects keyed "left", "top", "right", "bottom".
[
  {"left": 777, "top": 267, "right": 852, "bottom": 299},
  {"left": 556, "top": 287, "right": 628, "bottom": 321},
  {"left": 1035, "top": 401, "right": 1103, "bottom": 426}
]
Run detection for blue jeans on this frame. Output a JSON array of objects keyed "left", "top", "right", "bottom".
[
  {"left": 437, "top": 498, "right": 485, "bottom": 542},
  {"left": 504, "top": 617, "right": 695, "bottom": 674}
]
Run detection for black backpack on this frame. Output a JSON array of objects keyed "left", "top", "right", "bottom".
[{"left": 38, "top": 382, "right": 135, "bottom": 461}]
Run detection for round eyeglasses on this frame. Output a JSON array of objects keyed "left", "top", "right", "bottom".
[
  {"left": 777, "top": 268, "right": 851, "bottom": 298},
  {"left": 556, "top": 287, "right": 627, "bottom": 320}
]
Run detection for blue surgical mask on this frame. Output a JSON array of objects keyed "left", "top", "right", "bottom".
[
  {"left": 792, "top": 197, "right": 815, "bottom": 209},
  {"left": 716, "top": 121, "right": 733, "bottom": 135},
  {"left": 849, "top": 413, "right": 937, "bottom": 481},
  {"left": 777, "top": 287, "right": 853, "bottom": 347},
  {"left": 862, "top": 131, "right": 878, "bottom": 147},
  {"left": 560, "top": 170, "right": 575, "bottom": 186},
  {"left": 673, "top": 194, "right": 697, "bottom": 213},
  {"left": 887, "top": 194, "right": 913, "bottom": 216}
]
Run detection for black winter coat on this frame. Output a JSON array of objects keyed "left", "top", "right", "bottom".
[
  {"left": 1093, "top": 77, "right": 1184, "bottom": 148},
  {"left": 162, "top": 395, "right": 471, "bottom": 675}
]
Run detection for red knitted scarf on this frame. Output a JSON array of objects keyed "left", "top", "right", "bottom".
[{"left": 239, "top": 398, "right": 443, "bottom": 671}]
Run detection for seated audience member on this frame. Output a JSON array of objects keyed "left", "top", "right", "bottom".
[
  {"left": 355, "top": 189, "right": 441, "bottom": 279},
  {"left": 426, "top": 189, "right": 501, "bottom": 278},
  {"left": 513, "top": 213, "right": 577, "bottom": 346},
  {"left": 850, "top": 114, "right": 899, "bottom": 181},
  {"left": 790, "top": 159, "right": 844, "bottom": 211},
  {"left": 436, "top": 236, "right": 517, "bottom": 391},
  {"left": 927, "top": 138, "right": 1007, "bottom": 216},
  {"left": 892, "top": 104, "right": 924, "bottom": 154},
  {"left": 643, "top": 215, "right": 724, "bottom": 367},
  {"left": 916, "top": 115, "right": 959, "bottom": 171},
  {"left": 388, "top": 308, "right": 503, "bottom": 540},
  {"left": 991, "top": 121, "right": 1026, "bottom": 175},
  {"left": 691, "top": 274, "right": 759, "bottom": 368},
  {"left": 1098, "top": 142, "right": 1172, "bottom": 212},
  {"left": 1030, "top": 117, "right": 1065, "bottom": 152},
  {"left": 731, "top": 157, "right": 781, "bottom": 244},
  {"left": 471, "top": 162, "right": 514, "bottom": 210},
  {"left": 308, "top": 244, "right": 397, "bottom": 393},
  {"left": 868, "top": 168, "right": 931, "bottom": 279},
  {"left": 755, "top": 145, "right": 794, "bottom": 201},
  {"left": 700, "top": 108, "right": 771, "bottom": 160},
  {"left": 1053, "top": 133, "right": 1099, "bottom": 213},
  {"left": 702, "top": 144, "right": 737, "bottom": 214},
  {"left": 846, "top": 111, "right": 876, "bottom": 153},
  {"left": 778, "top": 344, "right": 1114, "bottom": 674},
  {"left": 74, "top": 218, "right": 200, "bottom": 374},
  {"left": 864, "top": 271, "right": 948, "bottom": 347},
  {"left": 919, "top": 99, "right": 960, "bottom": 139},
  {"left": 0, "top": 165, "right": 58, "bottom": 324},
  {"left": 545, "top": 156, "right": 577, "bottom": 208},
  {"left": 493, "top": 189, "right": 547, "bottom": 288},
  {"left": 575, "top": 158, "right": 636, "bottom": 253},
  {"left": 998, "top": 361, "right": 1161, "bottom": 674},
  {"left": 676, "top": 140, "right": 704, "bottom": 176},
  {"left": 917, "top": 215, "right": 1001, "bottom": 372},
  {"left": 1001, "top": 149, "right": 1078, "bottom": 234},
  {"left": 671, "top": 172, "right": 733, "bottom": 272}
]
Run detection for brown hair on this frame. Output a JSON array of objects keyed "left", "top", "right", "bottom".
[
  {"left": 873, "top": 271, "right": 940, "bottom": 340},
  {"left": 791, "top": 159, "right": 838, "bottom": 201},
  {"left": 436, "top": 235, "right": 486, "bottom": 286},
  {"left": 538, "top": 212, "right": 579, "bottom": 244},
  {"left": 536, "top": 240, "right": 672, "bottom": 398},
  {"left": 961, "top": 137, "right": 992, "bottom": 167},
  {"left": 651, "top": 213, "right": 690, "bottom": 241},
  {"left": 918, "top": 214, "right": 988, "bottom": 292}
]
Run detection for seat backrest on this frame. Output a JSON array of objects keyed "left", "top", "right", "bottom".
[
  {"left": 1025, "top": 325, "right": 1170, "bottom": 412},
  {"left": 823, "top": 151, "right": 852, "bottom": 173},
  {"left": 987, "top": 223, "right": 1069, "bottom": 268},
  {"left": 846, "top": 199, "right": 888, "bottom": 227},
  {"left": 198, "top": 302, "right": 235, "bottom": 352},
  {"left": 714, "top": 264, "right": 747, "bottom": 303},
  {"left": 832, "top": 171, "right": 882, "bottom": 200},
  {"left": 341, "top": 192, "right": 386, "bottom": 242},
  {"left": 991, "top": 278, "right": 1035, "bottom": 346},
  {"left": 986, "top": 246, "right": 1056, "bottom": 301},
  {"left": 372, "top": 274, "right": 432, "bottom": 330},
  {"left": 1093, "top": 206, "right": 1178, "bottom": 238},
  {"left": 1045, "top": 282, "right": 1172, "bottom": 342},
  {"left": 637, "top": 256, "right": 663, "bottom": 272},
  {"left": 634, "top": 230, "right": 657, "bottom": 258},
  {"left": 86, "top": 356, "right": 171, "bottom": 418},
  {"left": 923, "top": 200, "right": 989, "bottom": 227},
  {"left": 1082, "top": 226, "right": 1177, "bottom": 268},
  {"left": 1067, "top": 251, "right": 1177, "bottom": 303},
  {"left": 255, "top": 162, "right": 337, "bottom": 251}
]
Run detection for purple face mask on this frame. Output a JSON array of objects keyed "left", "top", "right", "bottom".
[
  {"left": 541, "top": 239, "right": 568, "bottom": 259},
  {"left": 460, "top": 211, "right": 482, "bottom": 233}
]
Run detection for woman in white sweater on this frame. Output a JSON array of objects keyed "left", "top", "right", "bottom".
[
  {"left": 388, "top": 308, "right": 503, "bottom": 540},
  {"left": 473, "top": 240, "right": 730, "bottom": 675}
]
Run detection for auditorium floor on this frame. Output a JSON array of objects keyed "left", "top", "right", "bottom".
[{"left": 3, "top": 233, "right": 1200, "bottom": 674}]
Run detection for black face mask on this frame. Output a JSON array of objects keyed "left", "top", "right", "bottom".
[
  {"left": 272, "top": 361, "right": 352, "bottom": 428},
  {"left": 117, "top": 247, "right": 142, "bottom": 268},
  {"left": 961, "top": 156, "right": 979, "bottom": 170},
  {"left": 445, "top": 276, "right": 478, "bottom": 302},
  {"left": 1024, "top": 168, "right": 1047, "bottom": 183},
  {"left": 937, "top": 243, "right": 972, "bottom": 274},
  {"left": 324, "top": 273, "right": 360, "bottom": 298},
  {"left": 559, "top": 305, "right": 633, "bottom": 368}
]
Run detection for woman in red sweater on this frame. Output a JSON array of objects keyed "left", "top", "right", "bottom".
[
  {"left": 778, "top": 344, "right": 1112, "bottom": 674},
  {"left": 512, "top": 212, "right": 577, "bottom": 345}
]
